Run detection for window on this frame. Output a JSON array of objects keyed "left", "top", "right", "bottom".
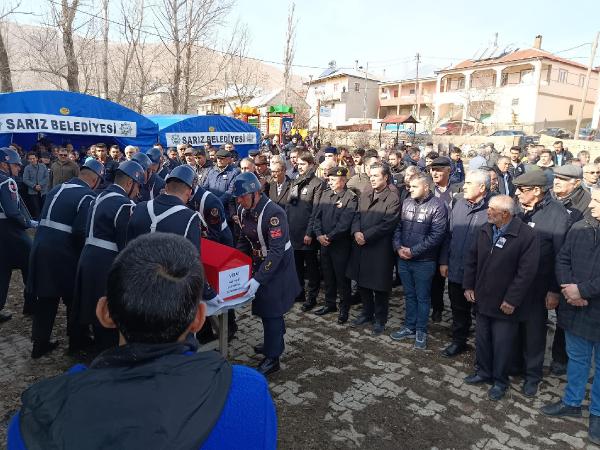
[
  {"left": 520, "top": 69, "right": 533, "bottom": 84},
  {"left": 579, "top": 74, "right": 586, "bottom": 87},
  {"left": 354, "top": 82, "right": 360, "bottom": 92},
  {"left": 409, "top": 89, "right": 415, "bottom": 95},
  {"left": 558, "top": 69, "right": 568, "bottom": 84},
  {"left": 393, "top": 89, "right": 398, "bottom": 97},
  {"left": 501, "top": 73, "right": 509, "bottom": 86},
  {"left": 512, "top": 98, "right": 519, "bottom": 106},
  {"left": 381, "top": 87, "right": 385, "bottom": 93},
  {"left": 457, "top": 78, "right": 465, "bottom": 89},
  {"left": 569, "top": 104, "right": 574, "bottom": 116},
  {"left": 333, "top": 83, "right": 338, "bottom": 92}
]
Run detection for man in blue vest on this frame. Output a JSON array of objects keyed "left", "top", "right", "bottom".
[
  {"left": 0, "top": 148, "right": 38, "bottom": 322},
  {"left": 72, "top": 160, "right": 145, "bottom": 351},
  {"left": 29, "top": 158, "right": 104, "bottom": 358}
]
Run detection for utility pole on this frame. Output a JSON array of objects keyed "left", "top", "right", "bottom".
[
  {"left": 415, "top": 52, "right": 421, "bottom": 120},
  {"left": 575, "top": 31, "right": 599, "bottom": 139},
  {"left": 363, "top": 62, "right": 369, "bottom": 121}
]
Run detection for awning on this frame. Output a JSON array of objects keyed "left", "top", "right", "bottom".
[
  {"left": 379, "top": 114, "right": 419, "bottom": 124},
  {"left": 269, "top": 104, "right": 295, "bottom": 114}
]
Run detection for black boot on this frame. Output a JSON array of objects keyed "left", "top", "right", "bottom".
[
  {"left": 257, "top": 357, "right": 280, "bottom": 376},
  {"left": 31, "top": 341, "right": 59, "bottom": 359}
]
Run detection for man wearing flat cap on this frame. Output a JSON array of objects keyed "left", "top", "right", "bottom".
[
  {"left": 552, "top": 165, "right": 591, "bottom": 223},
  {"left": 313, "top": 167, "right": 358, "bottom": 323},
  {"left": 512, "top": 170, "right": 571, "bottom": 396},
  {"left": 428, "top": 156, "right": 462, "bottom": 323},
  {"left": 203, "top": 148, "right": 241, "bottom": 219}
]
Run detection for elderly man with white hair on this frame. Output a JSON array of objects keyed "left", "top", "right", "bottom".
[
  {"left": 468, "top": 146, "right": 488, "bottom": 170},
  {"left": 124, "top": 145, "right": 138, "bottom": 161},
  {"left": 582, "top": 163, "right": 600, "bottom": 191},
  {"left": 463, "top": 195, "right": 540, "bottom": 401}
]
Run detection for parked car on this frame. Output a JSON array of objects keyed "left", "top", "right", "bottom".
[
  {"left": 536, "top": 127, "right": 573, "bottom": 139},
  {"left": 489, "top": 130, "right": 539, "bottom": 147},
  {"left": 578, "top": 128, "right": 597, "bottom": 141},
  {"left": 433, "top": 121, "right": 475, "bottom": 135}
]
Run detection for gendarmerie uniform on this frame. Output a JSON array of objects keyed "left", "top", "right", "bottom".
[
  {"left": 0, "top": 151, "right": 35, "bottom": 318},
  {"left": 189, "top": 185, "right": 233, "bottom": 247},
  {"left": 138, "top": 172, "right": 166, "bottom": 202},
  {"left": 236, "top": 194, "right": 300, "bottom": 360},
  {"left": 29, "top": 176, "right": 97, "bottom": 349},
  {"left": 313, "top": 167, "right": 358, "bottom": 318},
  {"left": 72, "top": 183, "right": 136, "bottom": 349}
]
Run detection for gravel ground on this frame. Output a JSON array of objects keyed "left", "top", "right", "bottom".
[{"left": 1, "top": 274, "right": 598, "bottom": 449}]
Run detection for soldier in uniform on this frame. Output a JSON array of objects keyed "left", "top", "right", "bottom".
[
  {"left": 134, "top": 150, "right": 165, "bottom": 202},
  {"left": 29, "top": 158, "right": 104, "bottom": 358},
  {"left": 313, "top": 166, "right": 358, "bottom": 323},
  {"left": 188, "top": 183, "right": 233, "bottom": 247},
  {"left": 0, "top": 148, "right": 38, "bottom": 322},
  {"left": 233, "top": 172, "right": 301, "bottom": 375},
  {"left": 72, "top": 160, "right": 145, "bottom": 350},
  {"left": 203, "top": 148, "right": 240, "bottom": 218}
]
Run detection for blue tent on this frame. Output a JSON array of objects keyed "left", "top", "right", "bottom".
[
  {"left": 0, "top": 90, "right": 158, "bottom": 152},
  {"left": 148, "top": 114, "right": 260, "bottom": 158}
]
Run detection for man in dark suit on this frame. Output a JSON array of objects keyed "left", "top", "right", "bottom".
[
  {"left": 267, "top": 158, "right": 291, "bottom": 208},
  {"left": 494, "top": 156, "right": 515, "bottom": 197}
]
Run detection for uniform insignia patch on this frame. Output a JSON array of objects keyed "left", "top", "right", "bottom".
[
  {"left": 265, "top": 261, "right": 272, "bottom": 271},
  {"left": 210, "top": 207, "right": 219, "bottom": 217},
  {"left": 8, "top": 181, "right": 17, "bottom": 193},
  {"left": 270, "top": 227, "right": 282, "bottom": 238},
  {"left": 270, "top": 216, "right": 280, "bottom": 226},
  {"left": 301, "top": 187, "right": 308, "bottom": 195}
]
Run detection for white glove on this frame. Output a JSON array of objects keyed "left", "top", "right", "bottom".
[
  {"left": 214, "top": 294, "right": 225, "bottom": 304},
  {"left": 29, "top": 220, "right": 39, "bottom": 229},
  {"left": 243, "top": 278, "right": 260, "bottom": 297}
]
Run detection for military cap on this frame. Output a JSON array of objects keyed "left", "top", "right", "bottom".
[
  {"left": 553, "top": 164, "right": 583, "bottom": 180},
  {"left": 513, "top": 170, "right": 548, "bottom": 187},
  {"left": 428, "top": 156, "right": 452, "bottom": 167},
  {"left": 216, "top": 149, "right": 231, "bottom": 158},
  {"left": 328, "top": 166, "right": 349, "bottom": 177},
  {"left": 324, "top": 146, "right": 337, "bottom": 155}
]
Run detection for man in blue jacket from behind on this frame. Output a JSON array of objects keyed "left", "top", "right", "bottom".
[{"left": 8, "top": 232, "right": 277, "bottom": 450}]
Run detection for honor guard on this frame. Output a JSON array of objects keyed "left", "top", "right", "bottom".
[
  {"left": 133, "top": 151, "right": 165, "bottom": 202},
  {"left": 127, "top": 165, "right": 220, "bottom": 302},
  {"left": 29, "top": 158, "right": 104, "bottom": 359},
  {"left": 313, "top": 166, "right": 358, "bottom": 324},
  {"left": 189, "top": 184, "right": 233, "bottom": 247},
  {"left": 233, "top": 172, "right": 301, "bottom": 376},
  {"left": 0, "top": 148, "right": 38, "bottom": 322},
  {"left": 72, "top": 160, "right": 145, "bottom": 350}
]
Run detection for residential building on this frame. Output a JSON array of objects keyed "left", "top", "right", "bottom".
[
  {"left": 247, "top": 88, "right": 310, "bottom": 133},
  {"left": 197, "top": 86, "right": 261, "bottom": 116},
  {"left": 305, "top": 67, "right": 381, "bottom": 130},
  {"left": 378, "top": 76, "right": 437, "bottom": 128},
  {"left": 434, "top": 35, "right": 599, "bottom": 133}
]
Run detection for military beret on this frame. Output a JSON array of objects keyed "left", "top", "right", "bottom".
[
  {"left": 513, "top": 170, "right": 548, "bottom": 187},
  {"left": 216, "top": 149, "right": 231, "bottom": 158},
  {"left": 324, "top": 146, "right": 337, "bottom": 155},
  {"left": 553, "top": 164, "right": 583, "bottom": 180},
  {"left": 429, "top": 156, "right": 452, "bottom": 168},
  {"left": 328, "top": 166, "right": 349, "bottom": 177}
]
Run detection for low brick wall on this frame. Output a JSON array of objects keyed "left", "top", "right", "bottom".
[{"left": 432, "top": 136, "right": 518, "bottom": 155}]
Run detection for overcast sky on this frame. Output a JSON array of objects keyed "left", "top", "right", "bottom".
[{"left": 14, "top": 0, "right": 600, "bottom": 81}]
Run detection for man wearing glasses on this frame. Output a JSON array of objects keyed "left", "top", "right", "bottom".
[
  {"left": 582, "top": 163, "right": 600, "bottom": 191},
  {"left": 50, "top": 148, "right": 80, "bottom": 188}
]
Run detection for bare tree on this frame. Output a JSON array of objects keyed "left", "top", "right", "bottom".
[
  {"left": 55, "top": 0, "right": 81, "bottom": 91},
  {"left": 282, "top": 2, "right": 297, "bottom": 104},
  {"left": 0, "top": 1, "right": 33, "bottom": 92},
  {"left": 101, "top": 0, "right": 109, "bottom": 99},
  {"left": 155, "top": 0, "right": 233, "bottom": 114}
]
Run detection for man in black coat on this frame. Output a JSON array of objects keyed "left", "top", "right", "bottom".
[
  {"left": 463, "top": 195, "right": 539, "bottom": 401},
  {"left": 346, "top": 163, "right": 400, "bottom": 335},
  {"left": 551, "top": 141, "right": 574, "bottom": 167},
  {"left": 552, "top": 164, "right": 591, "bottom": 223},
  {"left": 513, "top": 170, "right": 571, "bottom": 397},
  {"left": 313, "top": 166, "right": 358, "bottom": 323},
  {"left": 494, "top": 156, "right": 515, "bottom": 197},
  {"left": 541, "top": 188, "right": 600, "bottom": 445},
  {"left": 285, "top": 151, "right": 324, "bottom": 311},
  {"left": 267, "top": 158, "right": 291, "bottom": 208}
]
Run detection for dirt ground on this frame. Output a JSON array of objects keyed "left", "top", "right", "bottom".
[{"left": 1, "top": 274, "right": 598, "bottom": 449}]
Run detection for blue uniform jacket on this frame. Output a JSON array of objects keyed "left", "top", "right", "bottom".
[
  {"left": 28, "top": 178, "right": 96, "bottom": 298},
  {"left": 73, "top": 184, "right": 136, "bottom": 324},
  {"left": 138, "top": 172, "right": 166, "bottom": 202},
  {"left": 236, "top": 194, "right": 300, "bottom": 318},
  {"left": 189, "top": 186, "right": 233, "bottom": 247},
  {"left": 127, "top": 193, "right": 216, "bottom": 300}
]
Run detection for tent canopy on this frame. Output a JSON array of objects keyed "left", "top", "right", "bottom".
[
  {"left": 148, "top": 114, "right": 261, "bottom": 158},
  {"left": 0, "top": 90, "right": 158, "bottom": 151},
  {"left": 268, "top": 105, "right": 295, "bottom": 114}
]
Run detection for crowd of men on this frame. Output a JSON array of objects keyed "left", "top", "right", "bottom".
[{"left": 2, "top": 133, "right": 600, "bottom": 444}]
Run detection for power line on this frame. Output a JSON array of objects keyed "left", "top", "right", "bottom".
[{"left": 41, "top": 0, "right": 348, "bottom": 71}]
